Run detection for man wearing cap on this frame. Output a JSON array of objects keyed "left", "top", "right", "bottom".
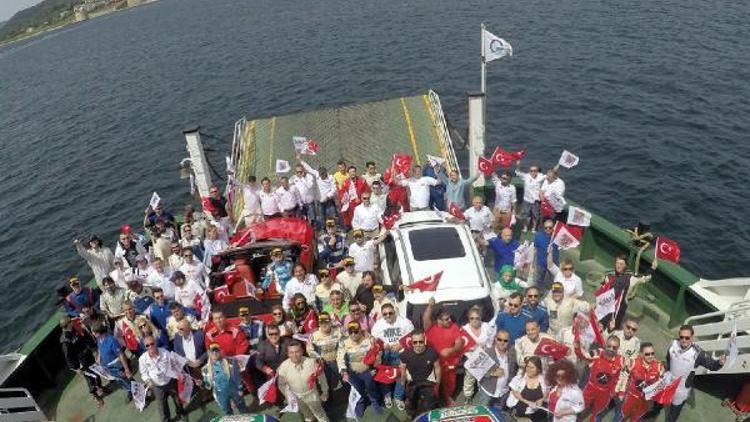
[
  {"left": 371, "top": 303, "right": 413, "bottom": 410},
  {"left": 319, "top": 219, "right": 348, "bottom": 269},
  {"left": 278, "top": 340, "right": 330, "bottom": 422},
  {"left": 125, "top": 278, "right": 155, "bottom": 315},
  {"left": 335, "top": 257, "right": 363, "bottom": 299},
  {"left": 542, "top": 282, "right": 590, "bottom": 337},
  {"left": 100, "top": 276, "right": 128, "bottom": 322},
  {"left": 237, "top": 306, "right": 265, "bottom": 348},
  {"left": 170, "top": 271, "right": 206, "bottom": 319},
  {"left": 299, "top": 158, "right": 339, "bottom": 225},
  {"left": 337, "top": 321, "right": 383, "bottom": 416},
  {"left": 178, "top": 247, "right": 210, "bottom": 289},
  {"left": 351, "top": 193, "right": 382, "bottom": 238},
  {"left": 261, "top": 247, "right": 293, "bottom": 294},
  {"left": 348, "top": 229, "right": 388, "bottom": 273},
  {"left": 204, "top": 310, "right": 249, "bottom": 357},
  {"left": 62, "top": 276, "right": 99, "bottom": 317},
  {"left": 307, "top": 312, "right": 342, "bottom": 394},
  {"left": 74, "top": 235, "right": 114, "bottom": 290},
  {"left": 342, "top": 301, "right": 375, "bottom": 336},
  {"left": 202, "top": 342, "right": 249, "bottom": 415},
  {"left": 314, "top": 268, "right": 344, "bottom": 309},
  {"left": 139, "top": 334, "right": 186, "bottom": 422}
]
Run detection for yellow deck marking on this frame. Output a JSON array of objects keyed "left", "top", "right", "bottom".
[
  {"left": 422, "top": 94, "right": 451, "bottom": 172},
  {"left": 400, "top": 97, "right": 420, "bottom": 164},
  {"left": 268, "top": 117, "right": 277, "bottom": 177}
]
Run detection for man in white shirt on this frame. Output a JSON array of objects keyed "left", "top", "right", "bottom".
[
  {"left": 171, "top": 271, "right": 206, "bottom": 317},
  {"left": 491, "top": 172, "right": 517, "bottom": 229},
  {"left": 400, "top": 165, "right": 440, "bottom": 211},
  {"left": 147, "top": 258, "right": 175, "bottom": 300},
  {"left": 371, "top": 303, "right": 414, "bottom": 409},
  {"left": 276, "top": 176, "right": 301, "bottom": 217},
  {"left": 299, "top": 157, "right": 339, "bottom": 227},
  {"left": 348, "top": 229, "right": 388, "bottom": 273},
  {"left": 362, "top": 161, "right": 382, "bottom": 187},
  {"left": 178, "top": 247, "right": 209, "bottom": 289},
  {"left": 464, "top": 196, "right": 493, "bottom": 252},
  {"left": 477, "top": 329, "right": 517, "bottom": 407},
  {"left": 290, "top": 164, "right": 318, "bottom": 227},
  {"left": 370, "top": 181, "right": 388, "bottom": 212},
  {"left": 259, "top": 177, "right": 282, "bottom": 218},
  {"left": 139, "top": 335, "right": 184, "bottom": 421},
  {"left": 241, "top": 176, "right": 262, "bottom": 225},
  {"left": 540, "top": 167, "right": 566, "bottom": 220},
  {"left": 351, "top": 193, "right": 382, "bottom": 237},
  {"left": 515, "top": 162, "right": 545, "bottom": 233}
]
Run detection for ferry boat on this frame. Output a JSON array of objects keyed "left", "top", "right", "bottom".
[{"left": 1, "top": 90, "right": 748, "bottom": 421}]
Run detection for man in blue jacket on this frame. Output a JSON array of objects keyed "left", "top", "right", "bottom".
[
  {"left": 172, "top": 319, "right": 207, "bottom": 380},
  {"left": 488, "top": 228, "right": 519, "bottom": 274}
]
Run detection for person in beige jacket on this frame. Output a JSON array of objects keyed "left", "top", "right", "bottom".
[
  {"left": 543, "top": 282, "right": 590, "bottom": 336},
  {"left": 514, "top": 320, "right": 555, "bottom": 370},
  {"left": 277, "top": 341, "right": 329, "bottom": 422}
]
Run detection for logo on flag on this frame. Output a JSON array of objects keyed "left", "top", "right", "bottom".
[
  {"left": 477, "top": 156, "right": 495, "bottom": 176},
  {"left": 567, "top": 206, "right": 591, "bottom": 227},
  {"left": 533, "top": 337, "right": 570, "bottom": 360},
  {"left": 300, "top": 310, "right": 319, "bottom": 334},
  {"left": 307, "top": 360, "right": 325, "bottom": 389},
  {"left": 464, "top": 349, "right": 496, "bottom": 381},
  {"left": 381, "top": 208, "right": 402, "bottom": 230},
  {"left": 275, "top": 159, "right": 291, "bottom": 174},
  {"left": 644, "top": 373, "right": 681, "bottom": 405},
  {"left": 398, "top": 332, "right": 414, "bottom": 350},
  {"left": 149, "top": 192, "right": 161, "bottom": 210},
  {"left": 213, "top": 285, "right": 231, "bottom": 304},
  {"left": 426, "top": 154, "right": 445, "bottom": 167},
  {"left": 363, "top": 339, "right": 384, "bottom": 366},
  {"left": 119, "top": 320, "right": 139, "bottom": 352},
  {"left": 558, "top": 150, "right": 579, "bottom": 169},
  {"left": 131, "top": 381, "right": 147, "bottom": 411},
  {"left": 483, "top": 29, "right": 513, "bottom": 62},
  {"left": 490, "top": 147, "right": 513, "bottom": 168},
  {"left": 409, "top": 270, "right": 444, "bottom": 292},
  {"left": 552, "top": 222, "right": 582, "bottom": 250},
  {"left": 594, "top": 280, "right": 618, "bottom": 322},
  {"left": 655, "top": 237, "right": 681, "bottom": 264},
  {"left": 292, "top": 136, "right": 319, "bottom": 155}
]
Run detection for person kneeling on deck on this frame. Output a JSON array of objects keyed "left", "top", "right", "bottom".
[
  {"left": 260, "top": 247, "right": 293, "bottom": 295},
  {"left": 60, "top": 316, "right": 104, "bottom": 408},
  {"left": 204, "top": 310, "right": 249, "bottom": 357},
  {"left": 202, "top": 343, "right": 249, "bottom": 415},
  {"left": 278, "top": 340, "right": 330, "bottom": 422},
  {"left": 139, "top": 334, "right": 186, "bottom": 422}
]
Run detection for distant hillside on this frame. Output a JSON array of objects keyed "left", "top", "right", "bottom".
[{"left": 0, "top": 0, "right": 84, "bottom": 40}]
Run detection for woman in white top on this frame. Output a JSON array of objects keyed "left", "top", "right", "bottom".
[
  {"left": 461, "top": 305, "right": 496, "bottom": 400},
  {"left": 202, "top": 225, "right": 228, "bottom": 268},
  {"left": 547, "top": 246, "right": 584, "bottom": 298},
  {"left": 507, "top": 356, "right": 549, "bottom": 422},
  {"left": 545, "top": 359, "right": 584, "bottom": 422},
  {"left": 74, "top": 235, "right": 114, "bottom": 290}
]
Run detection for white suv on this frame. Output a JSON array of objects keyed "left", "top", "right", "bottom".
[{"left": 379, "top": 211, "right": 497, "bottom": 326}]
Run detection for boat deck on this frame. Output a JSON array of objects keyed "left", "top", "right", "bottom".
[{"left": 43, "top": 234, "right": 735, "bottom": 422}]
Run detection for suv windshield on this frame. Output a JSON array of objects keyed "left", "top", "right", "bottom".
[{"left": 408, "top": 227, "right": 466, "bottom": 261}]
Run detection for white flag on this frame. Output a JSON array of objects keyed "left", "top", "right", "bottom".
[
  {"left": 88, "top": 364, "right": 115, "bottom": 380},
  {"left": 281, "top": 390, "right": 299, "bottom": 413},
  {"left": 464, "top": 349, "right": 496, "bottom": 381},
  {"left": 225, "top": 156, "right": 235, "bottom": 174},
  {"left": 514, "top": 240, "right": 534, "bottom": 270},
  {"left": 726, "top": 321, "right": 738, "bottom": 369},
  {"left": 594, "top": 287, "right": 617, "bottom": 321},
  {"left": 346, "top": 384, "right": 362, "bottom": 419},
  {"left": 275, "top": 159, "right": 291, "bottom": 173},
  {"left": 553, "top": 224, "right": 580, "bottom": 250},
  {"left": 131, "top": 381, "right": 148, "bottom": 411},
  {"left": 567, "top": 206, "right": 591, "bottom": 227},
  {"left": 293, "top": 136, "right": 319, "bottom": 155},
  {"left": 483, "top": 29, "right": 513, "bottom": 62},
  {"left": 644, "top": 372, "right": 674, "bottom": 400},
  {"left": 426, "top": 154, "right": 445, "bottom": 167},
  {"left": 149, "top": 192, "right": 161, "bottom": 209},
  {"left": 558, "top": 150, "right": 579, "bottom": 168}
]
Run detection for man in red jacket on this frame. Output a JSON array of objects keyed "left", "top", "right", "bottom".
[
  {"left": 204, "top": 310, "right": 248, "bottom": 356},
  {"left": 422, "top": 298, "right": 463, "bottom": 406},
  {"left": 582, "top": 335, "right": 624, "bottom": 421}
]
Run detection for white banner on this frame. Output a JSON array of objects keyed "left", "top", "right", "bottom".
[
  {"left": 483, "top": 29, "right": 513, "bottom": 62},
  {"left": 567, "top": 206, "right": 591, "bottom": 227},
  {"left": 514, "top": 240, "right": 534, "bottom": 270},
  {"left": 426, "top": 154, "right": 445, "bottom": 167},
  {"left": 275, "top": 159, "right": 291, "bottom": 173},
  {"left": 594, "top": 287, "right": 617, "bottom": 321},
  {"left": 464, "top": 349, "right": 497, "bottom": 381},
  {"left": 281, "top": 390, "right": 299, "bottom": 413},
  {"left": 558, "top": 150, "right": 580, "bottom": 169},
  {"left": 727, "top": 321, "right": 738, "bottom": 369},
  {"left": 346, "top": 383, "right": 362, "bottom": 419},
  {"left": 149, "top": 192, "right": 161, "bottom": 209},
  {"left": 553, "top": 225, "right": 580, "bottom": 250},
  {"left": 131, "top": 381, "right": 148, "bottom": 411},
  {"left": 88, "top": 364, "right": 116, "bottom": 380},
  {"left": 644, "top": 372, "right": 674, "bottom": 400},
  {"left": 293, "top": 136, "right": 318, "bottom": 155}
]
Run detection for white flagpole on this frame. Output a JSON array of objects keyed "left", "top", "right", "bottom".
[{"left": 480, "top": 23, "right": 486, "bottom": 94}]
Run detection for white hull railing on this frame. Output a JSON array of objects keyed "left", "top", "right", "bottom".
[{"left": 685, "top": 300, "right": 750, "bottom": 375}]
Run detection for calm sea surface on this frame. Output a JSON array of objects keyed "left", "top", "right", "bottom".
[{"left": 0, "top": 0, "right": 748, "bottom": 352}]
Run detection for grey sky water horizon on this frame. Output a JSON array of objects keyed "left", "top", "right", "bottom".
[{"left": 1, "top": 0, "right": 43, "bottom": 22}]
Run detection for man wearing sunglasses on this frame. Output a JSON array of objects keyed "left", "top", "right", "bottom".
[
  {"left": 399, "top": 329, "right": 440, "bottom": 418},
  {"left": 62, "top": 276, "right": 99, "bottom": 318},
  {"left": 138, "top": 334, "right": 185, "bottom": 421},
  {"left": 521, "top": 287, "right": 549, "bottom": 332},
  {"left": 581, "top": 335, "right": 625, "bottom": 422},
  {"left": 423, "top": 298, "right": 463, "bottom": 406},
  {"left": 371, "top": 303, "right": 414, "bottom": 410},
  {"left": 610, "top": 318, "right": 642, "bottom": 414},
  {"left": 477, "top": 329, "right": 518, "bottom": 407},
  {"left": 621, "top": 342, "right": 664, "bottom": 421},
  {"left": 494, "top": 292, "right": 531, "bottom": 345},
  {"left": 662, "top": 324, "right": 725, "bottom": 422}
]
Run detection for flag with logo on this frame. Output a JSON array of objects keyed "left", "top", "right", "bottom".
[
  {"left": 513, "top": 240, "right": 534, "bottom": 270},
  {"left": 374, "top": 365, "right": 401, "bottom": 384},
  {"left": 293, "top": 136, "right": 320, "bottom": 155},
  {"left": 655, "top": 237, "right": 681, "bottom": 264},
  {"left": 594, "top": 276, "right": 619, "bottom": 322},
  {"left": 483, "top": 29, "right": 513, "bottom": 62},
  {"left": 644, "top": 372, "right": 681, "bottom": 404},
  {"left": 567, "top": 206, "right": 592, "bottom": 227},
  {"left": 558, "top": 150, "right": 579, "bottom": 168},
  {"left": 533, "top": 337, "right": 570, "bottom": 360},
  {"left": 410, "top": 270, "right": 444, "bottom": 292},
  {"left": 478, "top": 156, "right": 495, "bottom": 176},
  {"left": 193, "top": 291, "right": 211, "bottom": 322},
  {"left": 275, "top": 159, "right": 291, "bottom": 174},
  {"left": 149, "top": 191, "right": 161, "bottom": 210},
  {"left": 307, "top": 360, "right": 325, "bottom": 389},
  {"left": 552, "top": 222, "right": 582, "bottom": 250},
  {"left": 118, "top": 320, "right": 139, "bottom": 352},
  {"left": 176, "top": 370, "right": 194, "bottom": 404},
  {"left": 346, "top": 383, "right": 362, "bottom": 419},
  {"left": 464, "top": 348, "right": 496, "bottom": 380},
  {"left": 490, "top": 147, "right": 513, "bottom": 168},
  {"left": 131, "top": 381, "right": 148, "bottom": 411},
  {"left": 573, "top": 310, "right": 605, "bottom": 349},
  {"left": 258, "top": 375, "right": 278, "bottom": 405},
  {"left": 391, "top": 153, "right": 412, "bottom": 178},
  {"left": 398, "top": 332, "right": 414, "bottom": 350},
  {"left": 426, "top": 154, "right": 445, "bottom": 167},
  {"left": 363, "top": 338, "right": 384, "bottom": 366},
  {"left": 459, "top": 328, "right": 478, "bottom": 354},
  {"left": 381, "top": 208, "right": 402, "bottom": 230}
]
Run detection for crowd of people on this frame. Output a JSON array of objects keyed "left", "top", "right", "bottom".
[{"left": 57, "top": 153, "right": 727, "bottom": 422}]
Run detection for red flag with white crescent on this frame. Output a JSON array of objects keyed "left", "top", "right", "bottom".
[
  {"left": 655, "top": 237, "right": 681, "bottom": 264},
  {"left": 363, "top": 339, "right": 383, "bottom": 366},
  {"left": 552, "top": 222, "right": 583, "bottom": 250},
  {"left": 477, "top": 156, "right": 496, "bottom": 176},
  {"left": 459, "top": 328, "right": 478, "bottom": 355},
  {"left": 398, "top": 332, "right": 414, "bottom": 350},
  {"left": 490, "top": 147, "right": 513, "bottom": 168},
  {"left": 391, "top": 153, "right": 412, "bottom": 178},
  {"left": 381, "top": 209, "right": 402, "bottom": 230},
  {"left": 507, "top": 148, "right": 527, "bottom": 161},
  {"left": 448, "top": 202, "right": 465, "bottom": 220},
  {"left": 307, "top": 360, "right": 325, "bottom": 389},
  {"left": 119, "top": 320, "right": 139, "bottom": 352},
  {"left": 176, "top": 371, "right": 193, "bottom": 404},
  {"left": 258, "top": 375, "right": 278, "bottom": 405},
  {"left": 374, "top": 365, "right": 401, "bottom": 384},
  {"left": 533, "top": 337, "right": 570, "bottom": 360},
  {"left": 213, "top": 285, "right": 231, "bottom": 304},
  {"left": 300, "top": 310, "right": 318, "bottom": 334},
  {"left": 410, "top": 270, "right": 444, "bottom": 292}
]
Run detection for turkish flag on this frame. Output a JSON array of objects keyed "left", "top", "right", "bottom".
[
  {"left": 258, "top": 375, "right": 278, "bottom": 405},
  {"left": 381, "top": 209, "right": 401, "bottom": 230},
  {"left": 176, "top": 371, "right": 194, "bottom": 404},
  {"left": 490, "top": 147, "right": 513, "bottom": 168},
  {"left": 398, "top": 332, "right": 414, "bottom": 349},
  {"left": 656, "top": 237, "right": 681, "bottom": 264},
  {"left": 119, "top": 320, "right": 139, "bottom": 352},
  {"left": 507, "top": 148, "right": 528, "bottom": 161},
  {"left": 193, "top": 292, "right": 211, "bottom": 321},
  {"left": 391, "top": 153, "right": 413, "bottom": 178},
  {"left": 253, "top": 313, "right": 276, "bottom": 325},
  {"left": 374, "top": 365, "right": 401, "bottom": 384},
  {"left": 533, "top": 337, "right": 570, "bottom": 360},
  {"left": 201, "top": 197, "right": 217, "bottom": 215},
  {"left": 307, "top": 139, "right": 320, "bottom": 154},
  {"left": 300, "top": 310, "right": 318, "bottom": 334},
  {"left": 477, "top": 156, "right": 496, "bottom": 176},
  {"left": 363, "top": 338, "right": 383, "bottom": 366},
  {"left": 307, "top": 360, "right": 325, "bottom": 389},
  {"left": 410, "top": 270, "right": 444, "bottom": 292},
  {"left": 448, "top": 202, "right": 465, "bottom": 220},
  {"left": 213, "top": 285, "right": 232, "bottom": 304},
  {"left": 652, "top": 376, "right": 682, "bottom": 405},
  {"left": 459, "top": 328, "right": 477, "bottom": 354}
]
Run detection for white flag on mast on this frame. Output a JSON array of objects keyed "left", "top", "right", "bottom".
[{"left": 483, "top": 29, "right": 513, "bottom": 62}]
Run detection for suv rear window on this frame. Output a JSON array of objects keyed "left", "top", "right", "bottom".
[{"left": 408, "top": 227, "right": 466, "bottom": 261}]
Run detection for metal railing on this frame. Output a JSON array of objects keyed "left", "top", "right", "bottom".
[
  {"left": 428, "top": 90, "right": 462, "bottom": 178},
  {"left": 0, "top": 388, "right": 46, "bottom": 421}
]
